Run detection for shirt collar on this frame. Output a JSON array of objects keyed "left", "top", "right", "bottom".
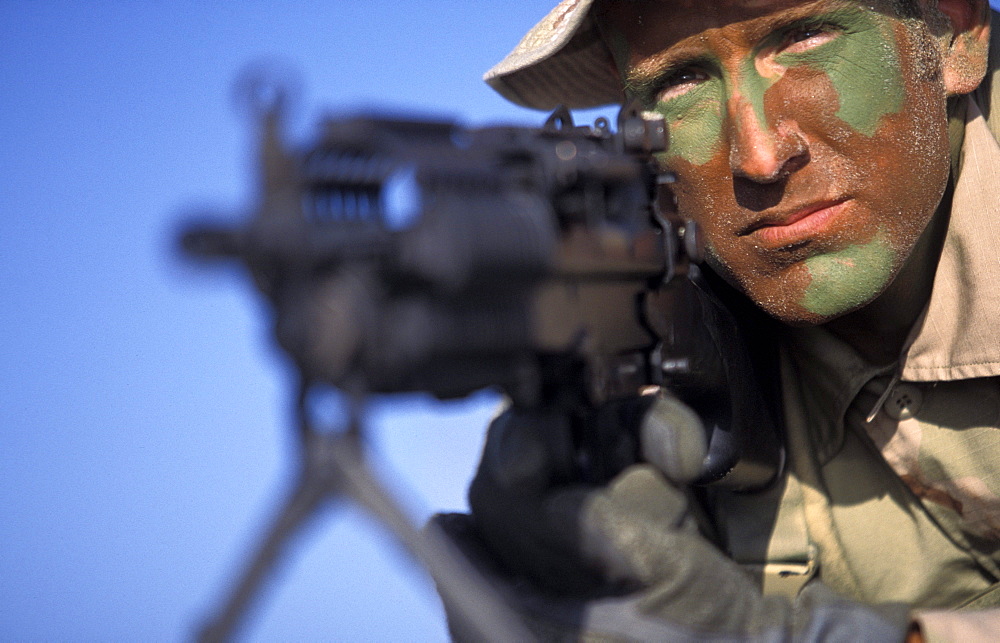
[
  {"left": 779, "top": 324, "right": 893, "bottom": 464},
  {"left": 900, "top": 96, "right": 1000, "bottom": 381}
]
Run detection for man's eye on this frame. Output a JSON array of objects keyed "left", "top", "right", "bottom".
[
  {"left": 658, "top": 68, "right": 709, "bottom": 101},
  {"left": 780, "top": 23, "right": 840, "bottom": 54}
]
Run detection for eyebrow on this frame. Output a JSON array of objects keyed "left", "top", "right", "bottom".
[
  {"left": 620, "top": 1, "right": 858, "bottom": 103},
  {"left": 624, "top": 48, "right": 713, "bottom": 103}
]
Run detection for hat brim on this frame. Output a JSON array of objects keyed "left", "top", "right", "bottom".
[{"left": 484, "top": 0, "right": 623, "bottom": 110}]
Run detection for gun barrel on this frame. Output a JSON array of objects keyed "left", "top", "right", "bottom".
[{"left": 181, "top": 226, "right": 245, "bottom": 259}]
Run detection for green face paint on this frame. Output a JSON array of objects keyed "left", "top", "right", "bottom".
[
  {"left": 607, "top": 25, "right": 727, "bottom": 166},
  {"left": 800, "top": 230, "right": 895, "bottom": 317},
  {"left": 648, "top": 57, "right": 776, "bottom": 167},
  {"left": 649, "top": 86, "right": 725, "bottom": 166},
  {"left": 772, "top": 8, "right": 905, "bottom": 136},
  {"left": 738, "top": 54, "right": 776, "bottom": 135},
  {"left": 639, "top": 5, "right": 906, "bottom": 170}
]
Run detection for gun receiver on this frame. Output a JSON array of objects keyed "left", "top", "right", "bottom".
[{"left": 186, "top": 101, "right": 690, "bottom": 396}]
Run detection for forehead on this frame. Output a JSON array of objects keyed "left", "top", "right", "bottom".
[{"left": 598, "top": 0, "right": 900, "bottom": 56}]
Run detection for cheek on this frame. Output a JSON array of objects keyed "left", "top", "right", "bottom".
[
  {"left": 820, "top": 22, "right": 906, "bottom": 136},
  {"left": 655, "top": 97, "right": 726, "bottom": 167},
  {"left": 765, "top": 66, "right": 853, "bottom": 142},
  {"left": 662, "top": 154, "right": 734, "bottom": 244},
  {"left": 665, "top": 156, "right": 772, "bottom": 292},
  {"left": 862, "top": 107, "right": 949, "bottom": 237}
]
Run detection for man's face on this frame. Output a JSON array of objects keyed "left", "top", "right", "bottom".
[{"left": 601, "top": 0, "right": 952, "bottom": 325}]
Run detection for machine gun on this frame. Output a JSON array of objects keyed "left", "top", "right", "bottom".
[{"left": 180, "top": 75, "right": 781, "bottom": 640}]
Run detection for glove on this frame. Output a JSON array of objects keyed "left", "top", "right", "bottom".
[
  {"left": 437, "top": 396, "right": 912, "bottom": 641},
  {"left": 465, "top": 393, "right": 709, "bottom": 596}
]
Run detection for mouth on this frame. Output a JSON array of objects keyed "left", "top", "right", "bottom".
[{"left": 739, "top": 199, "right": 851, "bottom": 248}]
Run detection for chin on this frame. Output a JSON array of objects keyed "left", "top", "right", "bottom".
[
  {"left": 769, "top": 307, "right": 843, "bottom": 328},
  {"left": 752, "top": 299, "right": 831, "bottom": 327},
  {"left": 709, "top": 246, "right": 902, "bottom": 328},
  {"left": 737, "top": 272, "right": 885, "bottom": 328}
]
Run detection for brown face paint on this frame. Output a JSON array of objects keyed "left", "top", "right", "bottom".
[
  {"left": 602, "top": 0, "right": 951, "bottom": 325},
  {"left": 771, "top": 6, "right": 906, "bottom": 136}
]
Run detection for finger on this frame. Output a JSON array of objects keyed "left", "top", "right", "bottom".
[
  {"left": 576, "top": 465, "right": 697, "bottom": 586},
  {"left": 469, "top": 408, "right": 608, "bottom": 592},
  {"left": 639, "top": 393, "right": 707, "bottom": 483}
]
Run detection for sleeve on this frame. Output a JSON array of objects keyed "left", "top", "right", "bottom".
[{"left": 913, "top": 608, "right": 1000, "bottom": 643}]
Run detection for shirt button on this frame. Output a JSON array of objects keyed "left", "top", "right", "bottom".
[{"left": 883, "top": 383, "right": 923, "bottom": 420}]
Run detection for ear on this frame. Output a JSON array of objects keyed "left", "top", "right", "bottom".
[{"left": 934, "top": 0, "right": 991, "bottom": 95}]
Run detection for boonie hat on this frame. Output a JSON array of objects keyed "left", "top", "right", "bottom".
[{"left": 485, "top": 0, "right": 622, "bottom": 110}]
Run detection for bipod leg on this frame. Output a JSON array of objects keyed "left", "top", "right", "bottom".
[
  {"left": 198, "top": 379, "right": 533, "bottom": 641},
  {"left": 329, "top": 420, "right": 534, "bottom": 641},
  {"left": 195, "top": 382, "right": 352, "bottom": 643}
]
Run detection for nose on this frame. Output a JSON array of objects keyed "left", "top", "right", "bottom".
[{"left": 727, "top": 95, "right": 807, "bottom": 183}]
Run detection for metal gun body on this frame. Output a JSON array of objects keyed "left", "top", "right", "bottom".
[{"left": 185, "top": 106, "right": 686, "bottom": 408}]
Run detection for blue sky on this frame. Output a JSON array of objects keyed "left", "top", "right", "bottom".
[
  {"left": 4, "top": 2, "right": 999, "bottom": 640},
  {"left": 0, "top": 2, "right": 576, "bottom": 640}
]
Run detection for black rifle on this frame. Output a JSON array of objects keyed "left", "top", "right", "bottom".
[{"left": 180, "top": 75, "right": 781, "bottom": 641}]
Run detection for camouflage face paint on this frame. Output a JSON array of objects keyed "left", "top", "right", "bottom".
[
  {"left": 801, "top": 229, "right": 894, "bottom": 316},
  {"left": 738, "top": 54, "right": 777, "bottom": 136},
  {"left": 648, "top": 78, "right": 726, "bottom": 166},
  {"left": 646, "top": 56, "right": 776, "bottom": 167},
  {"left": 771, "top": 7, "right": 906, "bottom": 136},
  {"left": 630, "top": 5, "right": 906, "bottom": 168},
  {"left": 601, "top": 0, "right": 951, "bottom": 326},
  {"left": 609, "top": 23, "right": 726, "bottom": 166}
]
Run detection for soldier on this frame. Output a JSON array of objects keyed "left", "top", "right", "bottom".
[{"left": 443, "top": 0, "right": 1000, "bottom": 639}]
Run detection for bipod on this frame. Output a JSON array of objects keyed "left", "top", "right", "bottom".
[{"left": 196, "top": 378, "right": 532, "bottom": 642}]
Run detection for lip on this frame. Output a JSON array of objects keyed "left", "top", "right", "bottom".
[{"left": 740, "top": 199, "right": 851, "bottom": 248}]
